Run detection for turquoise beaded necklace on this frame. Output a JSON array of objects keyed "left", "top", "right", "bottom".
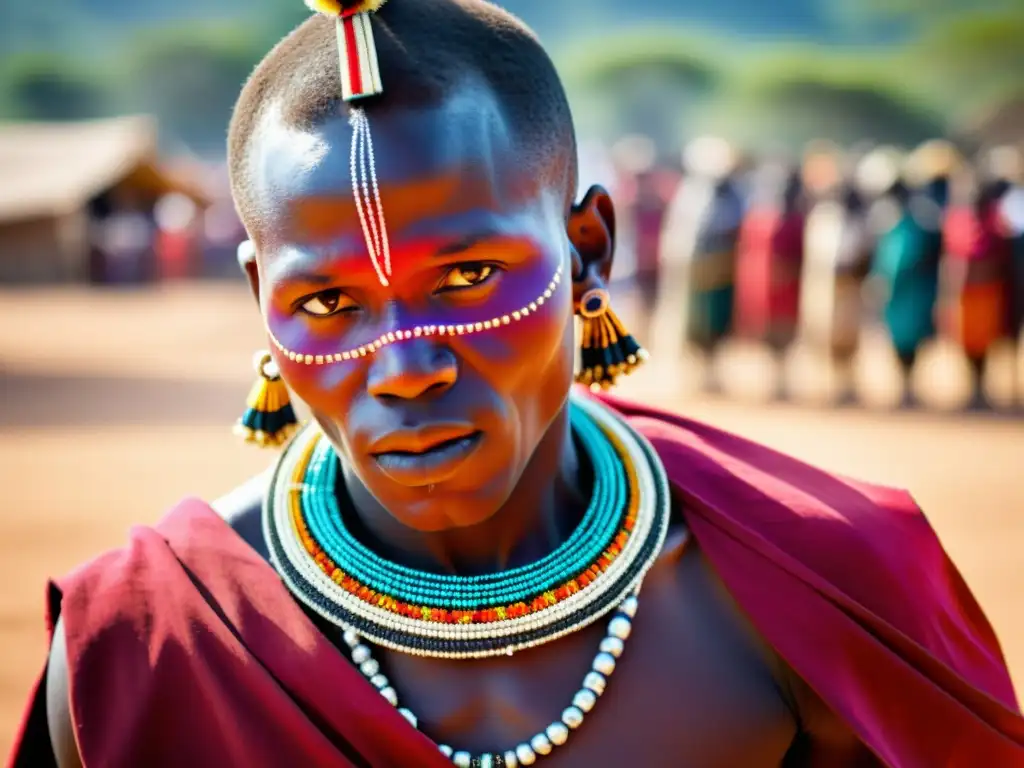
[
  {"left": 301, "top": 405, "right": 628, "bottom": 608},
  {"left": 264, "top": 393, "right": 670, "bottom": 659}
]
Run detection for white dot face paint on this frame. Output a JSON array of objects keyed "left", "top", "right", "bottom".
[{"left": 268, "top": 261, "right": 565, "bottom": 364}]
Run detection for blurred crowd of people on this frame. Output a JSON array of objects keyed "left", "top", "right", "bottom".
[{"left": 589, "top": 136, "right": 1024, "bottom": 411}]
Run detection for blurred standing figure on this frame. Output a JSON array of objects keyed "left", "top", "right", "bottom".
[
  {"left": 608, "top": 136, "right": 652, "bottom": 285},
  {"left": 94, "top": 202, "right": 156, "bottom": 286},
  {"left": 202, "top": 201, "right": 248, "bottom": 279},
  {"left": 865, "top": 146, "right": 946, "bottom": 375},
  {"left": 657, "top": 136, "right": 743, "bottom": 353},
  {"left": 734, "top": 160, "right": 805, "bottom": 349},
  {"left": 939, "top": 170, "right": 1013, "bottom": 382},
  {"left": 154, "top": 193, "right": 201, "bottom": 281},
  {"left": 991, "top": 148, "right": 1024, "bottom": 342},
  {"left": 798, "top": 146, "right": 872, "bottom": 362},
  {"left": 1003, "top": 183, "right": 1024, "bottom": 335},
  {"left": 1006, "top": 177, "right": 1024, "bottom": 403},
  {"left": 634, "top": 161, "right": 680, "bottom": 306},
  {"left": 605, "top": 135, "right": 680, "bottom": 344}
]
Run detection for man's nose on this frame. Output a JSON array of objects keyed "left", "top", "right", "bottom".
[{"left": 366, "top": 338, "right": 458, "bottom": 401}]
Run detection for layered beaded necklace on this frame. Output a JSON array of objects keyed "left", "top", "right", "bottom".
[{"left": 264, "top": 393, "right": 672, "bottom": 765}]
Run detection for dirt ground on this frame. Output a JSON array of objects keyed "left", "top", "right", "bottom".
[{"left": 1, "top": 283, "right": 1022, "bottom": 756}]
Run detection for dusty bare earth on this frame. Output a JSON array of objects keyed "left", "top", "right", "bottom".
[{"left": 1, "top": 283, "right": 1022, "bottom": 756}]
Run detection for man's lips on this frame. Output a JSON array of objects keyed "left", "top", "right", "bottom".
[
  {"left": 368, "top": 423, "right": 481, "bottom": 457},
  {"left": 370, "top": 428, "right": 484, "bottom": 488}
]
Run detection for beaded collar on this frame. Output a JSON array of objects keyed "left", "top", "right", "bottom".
[{"left": 263, "top": 393, "right": 671, "bottom": 660}]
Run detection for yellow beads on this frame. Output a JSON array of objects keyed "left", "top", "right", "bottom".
[{"left": 303, "top": 0, "right": 387, "bottom": 16}]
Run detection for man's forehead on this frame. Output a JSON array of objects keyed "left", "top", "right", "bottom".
[{"left": 248, "top": 80, "right": 532, "bottom": 230}]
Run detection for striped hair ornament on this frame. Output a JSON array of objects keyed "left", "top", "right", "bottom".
[
  {"left": 305, "top": 0, "right": 386, "bottom": 101},
  {"left": 306, "top": 0, "right": 391, "bottom": 286}
]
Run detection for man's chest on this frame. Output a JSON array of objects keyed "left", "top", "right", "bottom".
[
  {"left": 227, "top": 503, "right": 798, "bottom": 766},
  {"left": 359, "top": 555, "right": 798, "bottom": 767}
]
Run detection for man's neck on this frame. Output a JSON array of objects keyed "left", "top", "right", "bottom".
[{"left": 340, "top": 405, "right": 589, "bottom": 576}]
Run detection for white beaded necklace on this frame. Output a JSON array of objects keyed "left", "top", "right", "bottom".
[
  {"left": 287, "top": 397, "right": 675, "bottom": 765},
  {"left": 342, "top": 592, "right": 641, "bottom": 767}
]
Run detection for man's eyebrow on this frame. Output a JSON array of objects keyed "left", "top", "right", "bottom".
[
  {"left": 270, "top": 250, "right": 351, "bottom": 286},
  {"left": 434, "top": 230, "right": 503, "bottom": 257},
  {"left": 276, "top": 269, "right": 335, "bottom": 286}
]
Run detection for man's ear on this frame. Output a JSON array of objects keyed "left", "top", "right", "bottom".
[
  {"left": 237, "top": 240, "right": 261, "bottom": 307},
  {"left": 568, "top": 185, "right": 616, "bottom": 286}
]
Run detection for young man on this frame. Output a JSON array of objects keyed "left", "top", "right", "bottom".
[{"left": 9, "top": 2, "right": 1024, "bottom": 766}]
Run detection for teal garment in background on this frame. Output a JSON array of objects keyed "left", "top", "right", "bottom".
[
  {"left": 688, "top": 284, "right": 735, "bottom": 345},
  {"left": 871, "top": 213, "right": 940, "bottom": 357}
]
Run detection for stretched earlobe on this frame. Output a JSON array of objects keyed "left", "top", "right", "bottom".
[{"left": 568, "top": 185, "right": 616, "bottom": 285}]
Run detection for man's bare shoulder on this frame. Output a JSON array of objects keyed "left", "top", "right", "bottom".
[
  {"left": 210, "top": 468, "right": 274, "bottom": 561},
  {"left": 673, "top": 534, "right": 794, "bottom": 695},
  {"left": 672, "top": 535, "right": 876, "bottom": 761}
]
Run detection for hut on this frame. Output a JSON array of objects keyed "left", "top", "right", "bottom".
[{"left": 0, "top": 115, "right": 207, "bottom": 284}]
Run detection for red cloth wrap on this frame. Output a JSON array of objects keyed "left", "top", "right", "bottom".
[{"left": 7, "top": 392, "right": 1024, "bottom": 767}]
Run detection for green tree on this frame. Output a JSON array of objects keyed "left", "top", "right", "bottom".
[
  {"left": 260, "top": 4, "right": 311, "bottom": 49},
  {"left": 905, "top": 11, "right": 1024, "bottom": 118},
  {"left": 0, "top": 53, "right": 109, "bottom": 121},
  {"left": 125, "top": 26, "right": 263, "bottom": 154},
  {"left": 558, "top": 30, "right": 722, "bottom": 147},
  {"left": 702, "top": 52, "right": 945, "bottom": 150}
]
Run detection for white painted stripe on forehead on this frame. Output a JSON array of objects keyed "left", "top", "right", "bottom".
[{"left": 268, "top": 262, "right": 565, "bottom": 365}]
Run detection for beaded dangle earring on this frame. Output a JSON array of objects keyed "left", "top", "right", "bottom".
[
  {"left": 576, "top": 288, "right": 649, "bottom": 390},
  {"left": 234, "top": 352, "right": 300, "bottom": 448}
]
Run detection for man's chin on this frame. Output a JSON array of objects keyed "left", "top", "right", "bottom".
[{"left": 378, "top": 483, "right": 508, "bottom": 533}]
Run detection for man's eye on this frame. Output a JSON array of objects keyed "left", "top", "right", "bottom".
[
  {"left": 299, "top": 290, "right": 354, "bottom": 317},
  {"left": 437, "top": 263, "right": 497, "bottom": 292}
]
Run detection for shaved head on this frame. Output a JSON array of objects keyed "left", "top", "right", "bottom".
[{"left": 228, "top": 0, "right": 578, "bottom": 234}]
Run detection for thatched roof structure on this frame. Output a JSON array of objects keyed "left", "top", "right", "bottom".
[{"left": 0, "top": 115, "right": 207, "bottom": 225}]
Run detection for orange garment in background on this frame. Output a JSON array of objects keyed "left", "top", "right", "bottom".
[{"left": 941, "top": 206, "right": 1011, "bottom": 359}]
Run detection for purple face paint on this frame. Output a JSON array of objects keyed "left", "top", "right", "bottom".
[{"left": 270, "top": 261, "right": 565, "bottom": 366}]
